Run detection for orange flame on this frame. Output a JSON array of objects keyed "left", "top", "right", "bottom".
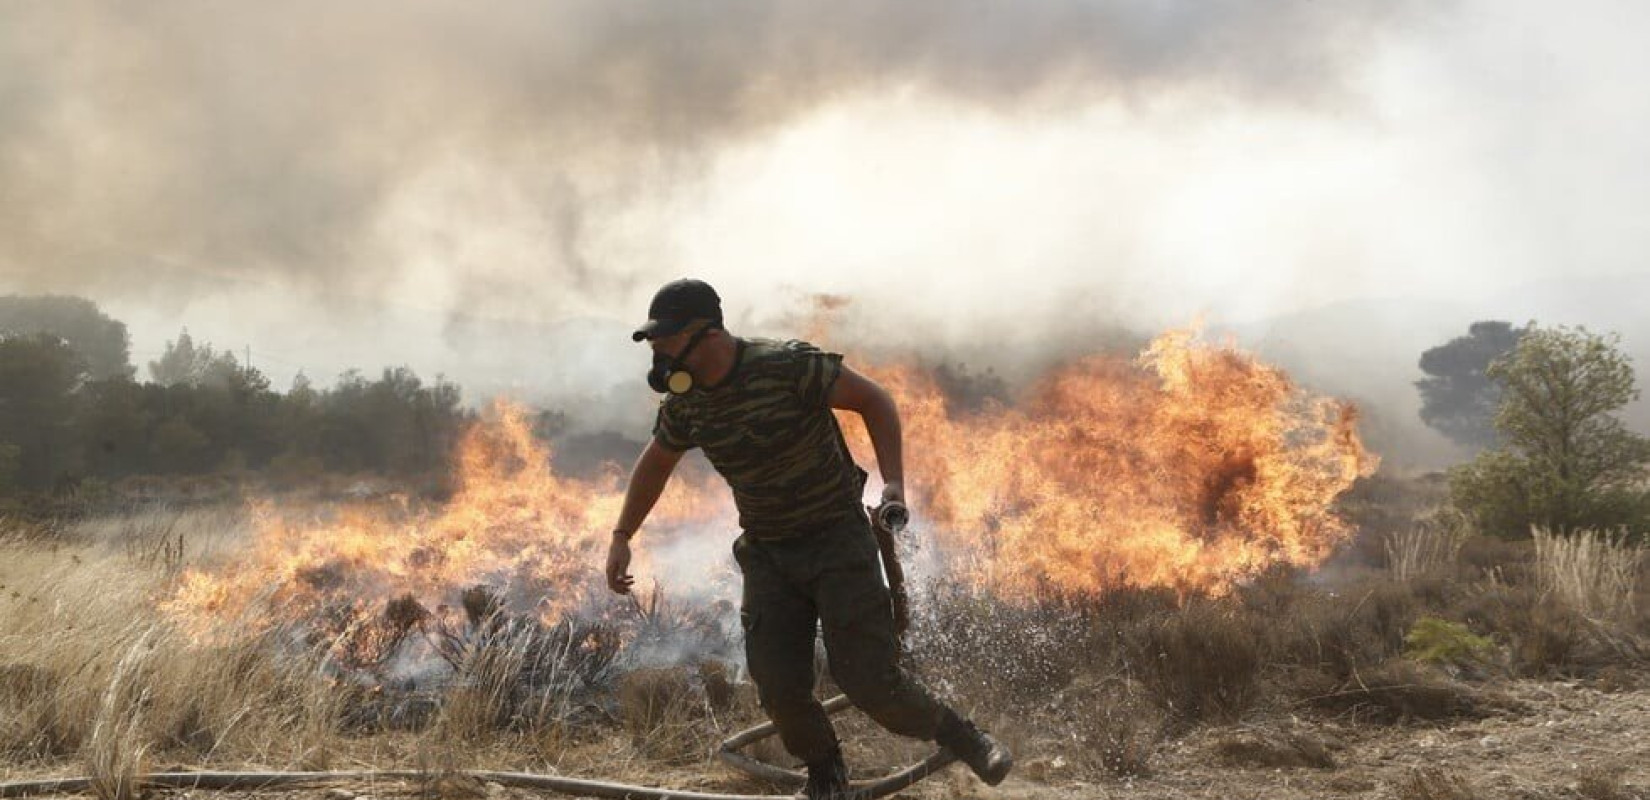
[
  {"left": 163, "top": 326, "right": 1375, "bottom": 642},
  {"left": 852, "top": 325, "right": 1376, "bottom": 597},
  {"left": 164, "top": 402, "right": 730, "bottom": 637}
]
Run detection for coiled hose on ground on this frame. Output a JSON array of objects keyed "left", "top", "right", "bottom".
[{"left": 0, "top": 693, "right": 959, "bottom": 799}]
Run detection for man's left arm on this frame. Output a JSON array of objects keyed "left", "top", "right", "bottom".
[{"left": 827, "top": 364, "right": 904, "bottom": 504}]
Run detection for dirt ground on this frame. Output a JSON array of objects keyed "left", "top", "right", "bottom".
[
  {"left": 974, "top": 677, "right": 1650, "bottom": 800},
  {"left": 3, "top": 677, "right": 1644, "bottom": 800}
]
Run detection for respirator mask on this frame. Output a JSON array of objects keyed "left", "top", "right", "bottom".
[{"left": 647, "top": 323, "right": 716, "bottom": 394}]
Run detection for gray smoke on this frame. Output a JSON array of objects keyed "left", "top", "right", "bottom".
[
  {"left": 14, "top": 1, "right": 1650, "bottom": 470},
  {"left": 0, "top": 0, "right": 1418, "bottom": 315}
]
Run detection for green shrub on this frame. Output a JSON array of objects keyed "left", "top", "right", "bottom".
[
  {"left": 1450, "top": 325, "right": 1650, "bottom": 538},
  {"left": 1403, "top": 617, "right": 1494, "bottom": 668}
]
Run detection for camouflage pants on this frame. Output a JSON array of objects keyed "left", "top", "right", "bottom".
[{"left": 732, "top": 513, "right": 958, "bottom": 765}]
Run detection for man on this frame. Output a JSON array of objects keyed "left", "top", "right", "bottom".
[{"left": 605, "top": 279, "right": 1012, "bottom": 799}]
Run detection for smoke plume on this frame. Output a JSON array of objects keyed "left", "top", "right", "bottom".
[{"left": 0, "top": 1, "right": 1416, "bottom": 317}]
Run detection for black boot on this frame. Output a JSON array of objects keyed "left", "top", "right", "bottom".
[
  {"left": 800, "top": 746, "right": 858, "bottom": 800},
  {"left": 936, "top": 716, "right": 1014, "bottom": 786}
]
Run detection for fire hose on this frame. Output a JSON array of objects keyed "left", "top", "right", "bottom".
[{"left": 0, "top": 508, "right": 957, "bottom": 799}]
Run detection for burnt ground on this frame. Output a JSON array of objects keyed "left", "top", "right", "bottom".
[{"left": 4, "top": 677, "right": 1644, "bottom": 800}]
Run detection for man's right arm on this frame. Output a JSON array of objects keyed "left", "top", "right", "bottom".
[
  {"left": 606, "top": 438, "right": 686, "bottom": 595},
  {"left": 614, "top": 437, "right": 686, "bottom": 538}
]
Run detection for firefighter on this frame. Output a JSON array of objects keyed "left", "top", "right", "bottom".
[{"left": 605, "top": 279, "right": 1012, "bottom": 798}]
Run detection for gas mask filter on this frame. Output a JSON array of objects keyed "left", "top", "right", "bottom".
[{"left": 647, "top": 324, "right": 714, "bottom": 394}]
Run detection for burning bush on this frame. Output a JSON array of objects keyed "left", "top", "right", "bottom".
[
  {"left": 864, "top": 325, "right": 1377, "bottom": 600},
  {"left": 127, "top": 328, "right": 1393, "bottom": 776}
]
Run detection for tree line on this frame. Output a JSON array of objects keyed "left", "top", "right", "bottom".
[
  {"left": 5, "top": 294, "right": 1645, "bottom": 538},
  {"left": 0, "top": 295, "right": 469, "bottom": 495}
]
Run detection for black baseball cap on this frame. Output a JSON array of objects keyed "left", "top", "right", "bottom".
[{"left": 631, "top": 279, "right": 723, "bottom": 342}]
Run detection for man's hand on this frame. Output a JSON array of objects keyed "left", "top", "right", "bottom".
[
  {"left": 605, "top": 532, "right": 636, "bottom": 595},
  {"left": 872, "top": 480, "right": 910, "bottom": 532}
]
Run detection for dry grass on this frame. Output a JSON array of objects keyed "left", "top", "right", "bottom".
[
  {"left": 1533, "top": 527, "right": 1645, "bottom": 623},
  {"left": 0, "top": 506, "right": 766, "bottom": 781},
  {"left": 1057, "top": 674, "right": 1159, "bottom": 778},
  {"left": 910, "top": 522, "right": 1645, "bottom": 775},
  {"left": 1212, "top": 729, "right": 1335, "bottom": 770},
  {"left": 1385, "top": 508, "right": 1471, "bottom": 583},
  {"left": 1273, "top": 580, "right": 1420, "bottom": 681},
  {"left": 616, "top": 666, "right": 725, "bottom": 764},
  {"left": 1576, "top": 764, "right": 1633, "bottom": 800},
  {"left": 1, "top": 511, "right": 375, "bottom": 770},
  {"left": 1459, "top": 578, "right": 1588, "bottom": 675},
  {"left": 1458, "top": 534, "right": 1533, "bottom": 579},
  {"left": 432, "top": 628, "right": 542, "bottom": 745},
  {"left": 1305, "top": 660, "right": 1491, "bottom": 725},
  {"left": 1123, "top": 601, "right": 1263, "bottom": 724},
  {"left": 4, "top": 498, "right": 1649, "bottom": 790},
  {"left": 0, "top": 526, "right": 345, "bottom": 769},
  {"left": 85, "top": 635, "right": 152, "bottom": 800},
  {"left": 1396, "top": 767, "right": 1476, "bottom": 800}
]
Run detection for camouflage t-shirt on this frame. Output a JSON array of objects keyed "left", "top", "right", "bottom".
[{"left": 653, "top": 337, "right": 868, "bottom": 537}]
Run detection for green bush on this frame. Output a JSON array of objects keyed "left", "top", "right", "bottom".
[
  {"left": 1403, "top": 617, "right": 1494, "bottom": 668},
  {"left": 1450, "top": 325, "right": 1650, "bottom": 538}
]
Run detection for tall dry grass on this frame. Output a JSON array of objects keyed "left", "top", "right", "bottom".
[
  {"left": 85, "top": 634, "right": 153, "bottom": 800},
  {"left": 0, "top": 506, "right": 758, "bottom": 781},
  {"left": 1385, "top": 509, "right": 1471, "bottom": 583},
  {"left": 0, "top": 512, "right": 345, "bottom": 774},
  {"left": 1532, "top": 527, "right": 1645, "bottom": 623}
]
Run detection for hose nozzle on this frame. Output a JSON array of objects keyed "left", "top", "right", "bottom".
[{"left": 873, "top": 501, "right": 909, "bottom": 533}]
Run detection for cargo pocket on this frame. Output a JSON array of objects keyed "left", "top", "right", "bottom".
[{"left": 731, "top": 534, "right": 750, "bottom": 572}]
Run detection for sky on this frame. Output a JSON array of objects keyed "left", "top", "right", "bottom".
[{"left": 2, "top": 0, "right": 1648, "bottom": 462}]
